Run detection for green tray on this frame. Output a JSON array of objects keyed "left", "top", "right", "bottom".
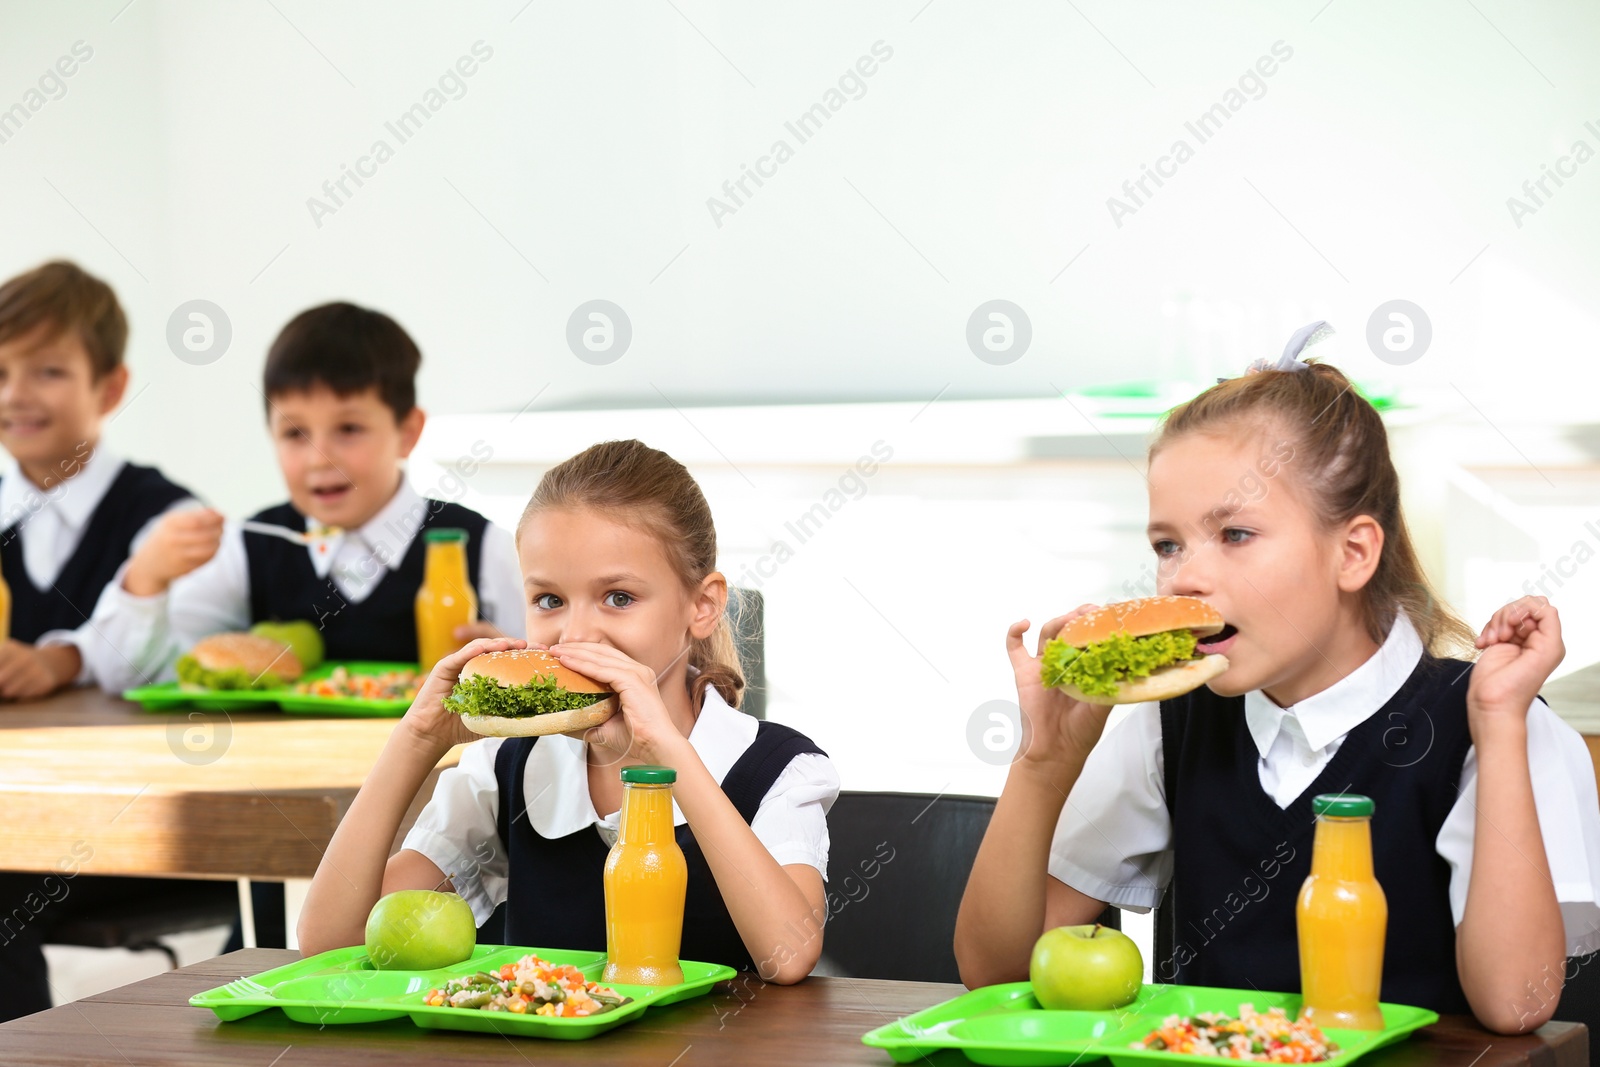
[
  {"left": 124, "top": 660, "right": 421, "bottom": 718},
  {"left": 191, "top": 943, "right": 737, "bottom": 1039},
  {"left": 862, "top": 982, "right": 1438, "bottom": 1065}
]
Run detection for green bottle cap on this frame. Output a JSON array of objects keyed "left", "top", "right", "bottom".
[
  {"left": 1312, "top": 793, "right": 1374, "bottom": 818},
  {"left": 620, "top": 766, "right": 676, "bottom": 785},
  {"left": 424, "top": 528, "right": 468, "bottom": 543}
]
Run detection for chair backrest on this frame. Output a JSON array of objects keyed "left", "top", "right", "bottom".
[
  {"left": 727, "top": 587, "right": 765, "bottom": 720},
  {"left": 813, "top": 790, "right": 1121, "bottom": 983}
]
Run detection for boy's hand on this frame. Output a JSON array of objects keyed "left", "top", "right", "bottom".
[
  {"left": 1007, "top": 608, "right": 1116, "bottom": 769},
  {"left": 123, "top": 508, "right": 225, "bottom": 596},
  {"left": 401, "top": 636, "right": 526, "bottom": 753},
  {"left": 549, "top": 641, "right": 684, "bottom": 765},
  {"left": 0, "top": 641, "right": 78, "bottom": 700},
  {"left": 1469, "top": 595, "right": 1564, "bottom": 732}
]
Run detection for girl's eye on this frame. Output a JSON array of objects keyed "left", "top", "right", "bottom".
[
  {"left": 603, "top": 591, "right": 634, "bottom": 609},
  {"left": 533, "top": 593, "right": 563, "bottom": 610},
  {"left": 1153, "top": 539, "right": 1180, "bottom": 557},
  {"left": 1222, "top": 528, "right": 1253, "bottom": 544}
]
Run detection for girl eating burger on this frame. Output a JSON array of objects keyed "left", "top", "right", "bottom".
[{"left": 298, "top": 440, "right": 838, "bottom": 984}]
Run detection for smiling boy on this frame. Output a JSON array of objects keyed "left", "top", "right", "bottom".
[
  {"left": 0, "top": 260, "right": 194, "bottom": 697},
  {"left": 90, "top": 301, "right": 525, "bottom": 690}
]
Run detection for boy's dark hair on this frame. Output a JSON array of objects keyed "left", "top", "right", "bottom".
[
  {"left": 263, "top": 302, "right": 421, "bottom": 420},
  {"left": 0, "top": 260, "right": 127, "bottom": 378}
]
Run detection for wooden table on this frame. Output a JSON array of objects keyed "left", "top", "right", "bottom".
[
  {"left": 0, "top": 688, "right": 456, "bottom": 882},
  {"left": 0, "top": 950, "right": 1584, "bottom": 1066}
]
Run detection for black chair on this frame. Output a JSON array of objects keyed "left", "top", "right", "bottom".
[
  {"left": 814, "top": 790, "right": 1119, "bottom": 983},
  {"left": 1544, "top": 951, "right": 1599, "bottom": 1042},
  {"left": 47, "top": 880, "right": 238, "bottom": 969}
]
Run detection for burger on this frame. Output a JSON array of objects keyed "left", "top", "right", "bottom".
[
  {"left": 444, "top": 649, "right": 618, "bottom": 737},
  {"left": 175, "top": 632, "right": 305, "bottom": 691},
  {"left": 1039, "top": 595, "right": 1230, "bottom": 705}
]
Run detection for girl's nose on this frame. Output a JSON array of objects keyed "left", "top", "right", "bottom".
[
  {"left": 559, "top": 607, "right": 603, "bottom": 645},
  {"left": 1164, "top": 545, "right": 1212, "bottom": 598}
]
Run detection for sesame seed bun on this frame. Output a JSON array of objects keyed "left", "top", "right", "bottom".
[
  {"left": 1055, "top": 595, "right": 1226, "bottom": 647},
  {"left": 454, "top": 649, "right": 618, "bottom": 737}
]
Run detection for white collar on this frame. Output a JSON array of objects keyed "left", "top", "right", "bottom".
[
  {"left": 523, "top": 681, "right": 758, "bottom": 839},
  {"left": 0, "top": 444, "right": 122, "bottom": 534},
  {"left": 304, "top": 476, "right": 425, "bottom": 575},
  {"left": 1243, "top": 612, "right": 1425, "bottom": 758}
]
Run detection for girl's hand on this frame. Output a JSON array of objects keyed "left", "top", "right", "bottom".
[
  {"left": 402, "top": 636, "right": 527, "bottom": 752},
  {"left": 1007, "top": 607, "right": 1116, "bottom": 768},
  {"left": 1469, "top": 596, "right": 1564, "bottom": 728},
  {"left": 548, "top": 641, "right": 685, "bottom": 764}
]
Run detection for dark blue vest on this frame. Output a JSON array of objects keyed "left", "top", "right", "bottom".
[
  {"left": 493, "top": 721, "right": 826, "bottom": 971},
  {"left": 0, "top": 462, "right": 191, "bottom": 643},
  {"left": 243, "top": 498, "right": 489, "bottom": 662},
  {"left": 1159, "top": 655, "right": 1476, "bottom": 1014}
]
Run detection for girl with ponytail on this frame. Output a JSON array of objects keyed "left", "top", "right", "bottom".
[
  {"left": 303, "top": 440, "right": 838, "bottom": 984},
  {"left": 956, "top": 324, "right": 1600, "bottom": 1033}
]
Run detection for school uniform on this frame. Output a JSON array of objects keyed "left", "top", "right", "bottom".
[
  {"left": 1049, "top": 613, "right": 1600, "bottom": 1014},
  {"left": 404, "top": 682, "right": 838, "bottom": 971},
  {"left": 0, "top": 447, "right": 193, "bottom": 681},
  {"left": 89, "top": 478, "right": 527, "bottom": 692},
  {"left": 0, "top": 448, "right": 196, "bottom": 1022}
]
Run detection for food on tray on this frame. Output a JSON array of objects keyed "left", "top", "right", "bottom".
[
  {"left": 1040, "top": 596, "right": 1230, "bottom": 705},
  {"left": 1132, "top": 1004, "right": 1339, "bottom": 1061},
  {"left": 1030, "top": 923, "right": 1142, "bottom": 1010},
  {"left": 250, "top": 619, "right": 325, "bottom": 670},
  {"left": 176, "top": 632, "right": 303, "bottom": 690},
  {"left": 295, "top": 665, "right": 421, "bottom": 701},
  {"left": 445, "top": 649, "right": 617, "bottom": 737},
  {"left": 425, "top": 954, "right": 632, "bottom": 1017},
  {"left": 366, "top": 890, "right": 476, "bottom": 971}
]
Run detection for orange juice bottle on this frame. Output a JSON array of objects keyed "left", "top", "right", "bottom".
[
  {"left": 1297, "top": 793, "right": 1387, "bottom": 1031},
  {"left": 603, "top": 766, "right": 687, "bottom": 986},
  {"left": 0, "top": 551, "right": 11, "bottom": 642},
  {"left": 414, "top": 528, "right": 477, "bottom": 673}
]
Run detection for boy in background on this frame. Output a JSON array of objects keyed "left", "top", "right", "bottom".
[{"left": 0, "top": 260, "right": 193, "bottom": 696}]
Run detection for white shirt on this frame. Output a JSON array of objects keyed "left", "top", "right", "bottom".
[
  {"left": 403, "top": 684, "right": 839, "bottom": 926},
  {"left": 87, "top": 479, "right": 526, "bottom": 691},
  {"left": 1049, "top": 614, "right": 1600, "bottom": 958},
  {"left": 0, "top": 447, "right": 194, "bottom": 686}
]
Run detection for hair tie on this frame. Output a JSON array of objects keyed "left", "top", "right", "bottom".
[{"left": 1218, "top": 321, "right": 1334, "bottom": 383}]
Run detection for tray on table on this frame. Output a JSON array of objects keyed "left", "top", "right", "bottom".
[
  {"left": 124, "top": 660, "right": 421, "bottom": 717},
  {"left": 862, "top": 981, "right": 1438, "bottom": 1066},
  {"left": 190, "top": 943, "right": 737, "bottom": 1040}
]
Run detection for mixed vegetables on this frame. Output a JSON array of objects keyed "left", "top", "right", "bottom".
[
  {"left": 424, "top": 954, "right": 631, "bottom": 1018},
  {"left": 295, "top": 666, "right": 421, "bottom": 701},
  {"left": 1133, "top": 1005, "right": 1339, "bottom": 1062}
]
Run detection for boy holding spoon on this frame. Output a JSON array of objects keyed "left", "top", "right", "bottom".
[{"left": 90, "top": 301, "right": 525, "bottom": 690}]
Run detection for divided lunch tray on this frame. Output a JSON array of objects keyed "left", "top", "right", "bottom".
[
  {"left": 862, "top": 981, "right": 1438, "bottom": 1066},
  {"left": 191, "top": 944, "right": 737, "bottom": 1040},
  {"left": 124, "top": 660, "right": 420, "bottom": 717}
]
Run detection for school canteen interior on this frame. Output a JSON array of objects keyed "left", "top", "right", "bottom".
[{"left": 3, "top": 0, "right": 1599, "bottom": 1012}]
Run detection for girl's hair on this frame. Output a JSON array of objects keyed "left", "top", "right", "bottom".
[
  {"left": 1150, "top": 360, "right": 1477, "bottom": 659},
  {"left": 518, "top": 439, "right": 745, "bottom": 709}
]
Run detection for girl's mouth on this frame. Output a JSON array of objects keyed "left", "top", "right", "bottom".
[{"left": 1196, "top": 623, "right": 1238, "bottom": 656}]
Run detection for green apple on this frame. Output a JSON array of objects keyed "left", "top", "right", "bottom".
[
  {"left": 1030, "top": 923, "right": 1143, "bottom": 1010},
  {"left": 250, "top": 620, "right": 325, "bottom": 671},
  {"left": 364, "top": 890, "right": 476, "bottom": 971}
]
